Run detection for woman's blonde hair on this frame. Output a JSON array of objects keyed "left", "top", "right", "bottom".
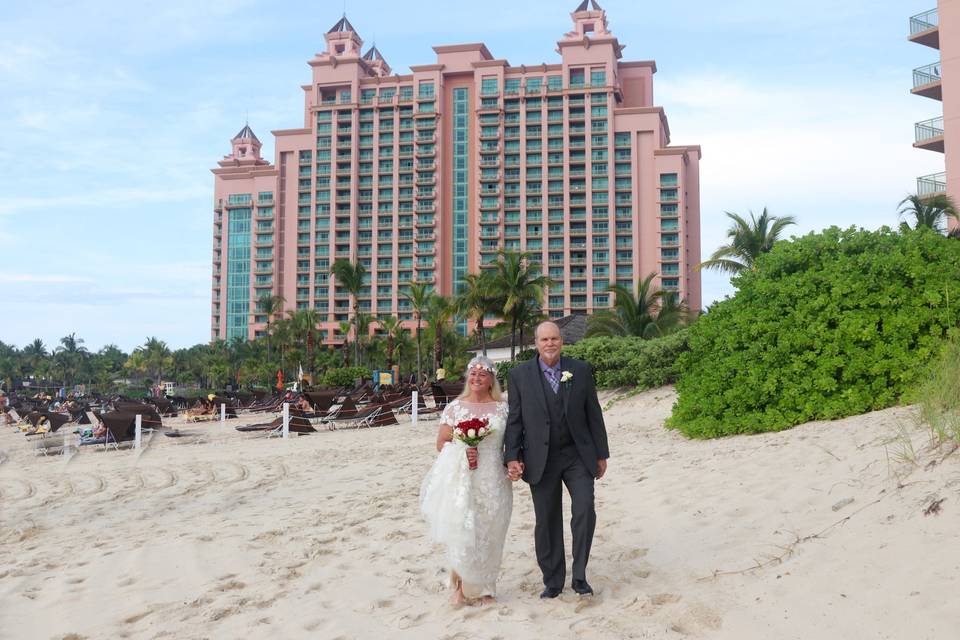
[{"left": 457, "top": 355, "right": 503, "bottom": 402}]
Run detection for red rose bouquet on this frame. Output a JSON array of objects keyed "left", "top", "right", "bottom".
[{"left": 453, "top": 417, "right": 493, "bottom": 470}]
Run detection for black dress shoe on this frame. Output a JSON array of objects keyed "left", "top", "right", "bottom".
[
  {"left": 540, "top": 587, "right": 563, "bottom": 599},
  {"left": 571, "top": 579, "right": 593, "bottom": 595}
]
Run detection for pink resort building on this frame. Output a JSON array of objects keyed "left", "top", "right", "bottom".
[
  {"left": 910, "top": 1, "right": 958, "bottom": 209},
  {"left": 211, "top": 1, "right": 702, "bottom": 343}
]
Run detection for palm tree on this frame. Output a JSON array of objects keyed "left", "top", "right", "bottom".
[
  {"left": 355, "top": 312, "right": 373, "bottom": 366},
  {"left": 55, "top": 333, "right": 88, "bottom": 386},
  {"left": 402, "top": 281, "right": 433, "bottom": 383},
  {"left": 489, "top": 250, "right": 552, "bottom": 360},
  {"left": 337, "top": 321, "right": 353, "bottom": 366},
  {"left": 898, "top": 194, "right": 959, "bottom": 234},
  {"left": 698, "top": 208, "right": 796, "bottom": 274},
  {"left": 586, "top": 273, "right": 688, "bottom": 338},
  {"left": 515, "top": 298, "right": 547, "bottom": 354},
  {"left": 425, "top": 295, "right": 457, "bottom": 373},
  {"left": 287, "top": 309, "right": 322, "bottom": 379},
  {"left": 455, "top": 272, "right": 499, "bottom": 356},
  {"left": 22, "top": 338, "right": 48, "bottom": 374},
  {"left": 255, "top": 293, "right": 285, "bottom": 360},
  {"left": 140, "top": 337, "right": 172, "bottom": 382},
  {"left": 330, "top": 259, "right": 367, "bottom": 365},
  {"left": 378, "top": 316, "right": 404, "bottom": 370}
]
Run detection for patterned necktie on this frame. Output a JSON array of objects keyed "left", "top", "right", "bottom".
[{"left": 545, "top": 367, "right": 559, "bottom": 395}]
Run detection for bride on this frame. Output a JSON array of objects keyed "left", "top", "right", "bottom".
[{"left": 419, "top": 356, "right": 513, "bottom": 605}]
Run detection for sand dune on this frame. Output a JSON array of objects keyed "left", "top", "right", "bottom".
[{"left": 1, "top": 388, "right": 958, "bottom": 639}]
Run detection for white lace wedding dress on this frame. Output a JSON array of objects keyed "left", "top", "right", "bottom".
[{"left": 419, "top": 399, "right": 513, "bottom": 599}]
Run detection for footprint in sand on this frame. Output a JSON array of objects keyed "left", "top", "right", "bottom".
[
  {"left": 123, "top": 610, "right": 152, "bottom": 625},
  {"left": 396, "top": 611, "right": 427, "bottom": 629}
]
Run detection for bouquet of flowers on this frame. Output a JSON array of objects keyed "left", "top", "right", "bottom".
[{"left": 453, "top": 417, "right": 493, "bottom": 470}]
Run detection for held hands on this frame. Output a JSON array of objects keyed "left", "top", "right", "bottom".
[
  {"left": 507, "top": 460, "right": 524, "bottom": 482},
  {"left": 596, "top": 458, "right": 607, "bottom": 480}
]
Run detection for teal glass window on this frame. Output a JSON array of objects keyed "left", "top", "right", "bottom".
[{"left": 225, "top": 207, "right": 252, "bottom": 340}]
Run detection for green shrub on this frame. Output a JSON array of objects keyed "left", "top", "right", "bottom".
[
  {"left": 564, "top": 330, "right": 690, "bottom": 388},
  {"left": 320, "top": 366, "right": 372, "bottom": 387},
  {"left": 668, "top": 227, "right": 960, "bottom": 438},
  {"left": 496, "top": 360, "right": 520, "bottom": 388}
]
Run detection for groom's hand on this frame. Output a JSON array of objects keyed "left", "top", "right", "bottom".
[
  {"left": 507, "top": 461, "right": 524, "bottom": 481},
  {"left": 596, "top": 459, "right": 607, "bottom": 479}
]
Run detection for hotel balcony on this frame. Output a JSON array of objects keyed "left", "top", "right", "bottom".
[
  {"left": 909, "top": 8, "right": 939, "bottom": 49},
  {"left": 914, "top": 116, "right": 945, "bottom": 152},
  {"left": 917, "top": 171, "right": 946, "bottom": 197},
  {"left": 912, "top": 62, "right": 942, "bottom": 100}
]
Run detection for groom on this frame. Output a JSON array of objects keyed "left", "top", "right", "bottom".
[{"left": 504, "top": 321, "right": 609, "bottom": 598}]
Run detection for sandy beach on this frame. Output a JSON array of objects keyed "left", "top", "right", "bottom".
[{"left": 1, "top": 388, "right": 958, "bottom": 639}]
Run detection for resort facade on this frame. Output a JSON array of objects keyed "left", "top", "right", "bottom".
[
  {"left": 910, "top": 0, "right": 959, "bottom": 208},
  {"left": 211, "top": 2, "right": 701, "bottom": 342}
]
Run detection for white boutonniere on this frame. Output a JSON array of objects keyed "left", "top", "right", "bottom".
[{"left": 560, "top": 370, "right": 573, "bottom": 384}]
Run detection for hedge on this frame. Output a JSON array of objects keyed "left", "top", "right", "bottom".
[
  {"left": 563, "top": 330, "right": 690, "bottom": 388},
  {"left": 320, "top": 366, "right": 372, "bottom": 387},
  {"left": 667, "top": 227, "right": 960, "bottom": 438}
]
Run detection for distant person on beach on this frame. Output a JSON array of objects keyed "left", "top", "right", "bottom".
[
  {"left": 420, "top": 355, "right": 512, "bottom": 605},
  {"left": 504, "top": 320, "right": 609, "bottom": 599}
]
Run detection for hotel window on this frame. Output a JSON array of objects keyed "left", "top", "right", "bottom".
[
  {"left": 228, "top": 193, "right": 252, "bottom": 206},
  {"left": 399, "top": 86, "right": 413, "bottom": 101},
  {"left": 590, "top": 69, "right": 606, "bottom": 87},
  {"left": 380, "top": 87, "right": 395, "bottom": 102},
  {"left": 504, "top": 78, "right": 521, "bottom": 95},
  {"left": 569, "top": 68, "right": 585, "bottom": 88},
  {"left": 525, "top": 77, "right": 542, "bottom": 94},
  {"left": 418, "top": 81, "right": 435, "bottom": 98},
  {"left": 615, "top": 132, "right": 631, "bottom": 148},
  {"left": 361, "top": 89, "right": 376, "bottom": 104},
  {"left": 660, "top": 173, "right": 679, "bottom": 187},
  {"left": 547, "top": 75, "right": 562, "bottom": 91},
  {"left": 590, "top": 105, "right": 608, "bottom": 117},
  {"left": 339, "top": 89, "right": 351, "bottom": 103},
  {"left": 481, "top": 76, "right": 499, "bottom": 96}
]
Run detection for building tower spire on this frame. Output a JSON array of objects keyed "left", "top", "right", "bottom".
[
  {"left": 362, "top": 43, "right": 391, "bottom": 76},
  {"left": 221, "top": 123, "right": 264, "bottom": 164},
  {"left": 325, "top": 14, "right": 363, "bottom": 57},
  {"left": 566, "top": 0, "right": 611, "bottom": 39}
]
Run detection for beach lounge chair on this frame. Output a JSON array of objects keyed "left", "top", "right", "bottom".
[{"left": 325, "top": 403, "right": 389, "bottom": 429}]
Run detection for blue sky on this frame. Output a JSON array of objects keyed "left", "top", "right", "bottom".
[{"left": 0, "top": 0, "right": 944, "bottom": 352}]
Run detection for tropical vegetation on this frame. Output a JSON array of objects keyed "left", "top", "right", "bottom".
[
  {"left": 668, "top": 226, "right": 960, "bottom": 438},
  {"left": 697, "top": 208, "right": 796, "bottom": 274}
]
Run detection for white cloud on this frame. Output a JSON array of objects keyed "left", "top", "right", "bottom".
[
  {"left": 654, "top": 72, "right": 946, "bottom": 305},
  {"left": 0, "top": 185, "right": 210, "bottom": 217},
  {"left": 0, "top": 274, "right": 96, "bottom": 284}
]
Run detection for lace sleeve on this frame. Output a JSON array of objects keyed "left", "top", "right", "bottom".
[{"left": 439, "top": 400, "right": 458, "bottom": 427}]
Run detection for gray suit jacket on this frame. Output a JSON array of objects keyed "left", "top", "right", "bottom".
[{"left": 503, "top": 355, "right": 609, "bottom": 485}]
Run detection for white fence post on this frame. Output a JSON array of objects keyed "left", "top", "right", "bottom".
[
  {"left": 282, "top": 402, "right": 290, "bottom": 439},
  {"left": 412, "top": 391, "right": 418, "bottom": 426},
  {"left": 135, "top": 414, "right": 142, "bottom": 450},
  {"left": 220, "top": 403, "right": 226, "bottom": 430}
]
